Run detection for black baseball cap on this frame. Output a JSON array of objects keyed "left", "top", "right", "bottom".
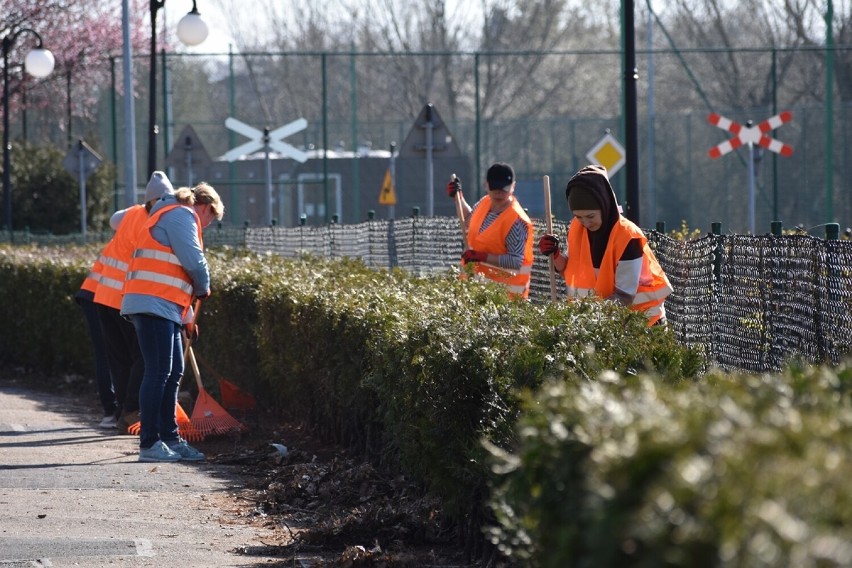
[{"left": 486, "top": 162, "right": 515, "bottom": 191}]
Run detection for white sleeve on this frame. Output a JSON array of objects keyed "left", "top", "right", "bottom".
[
  {"left": 109, "top": 208, "right": 130, "bottom": 230},
  {"left": 614, "top": 257, "right": 643, "bottom": 296}
]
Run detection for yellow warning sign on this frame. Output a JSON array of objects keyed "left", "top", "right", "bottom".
[
  {"left": 379, "top": 168, "right": 397, "bottom": 205},
  {"left": 585, "top": 132, "right": 626, "bottom": 176}
]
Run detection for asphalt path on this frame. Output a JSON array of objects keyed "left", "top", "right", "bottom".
[{"left": 0, "top": 377, "right": 282, "bottom": 567}]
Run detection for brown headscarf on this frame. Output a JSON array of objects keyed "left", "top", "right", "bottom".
[{"left": 565, "top": 165, "right": 620, "bottom": 268}]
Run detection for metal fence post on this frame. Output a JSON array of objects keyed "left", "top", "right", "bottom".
[
  {"left": 712, "top": 221, "right": 722, "bottom": 283},
  {"left": 826, "top": 223, "right": 839, "bottom": 240}
]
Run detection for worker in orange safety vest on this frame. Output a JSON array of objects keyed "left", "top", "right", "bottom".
[
  {"left": 92, "top": 171, "right": 175, "bottom": 433},
  {"left": 446, "top": 162, "right": 534, "bottom": 299},
  {"left": 538, "top": 164, "right": 672, "bottom": 326}
]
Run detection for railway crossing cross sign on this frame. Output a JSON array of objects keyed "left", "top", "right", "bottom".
[
  {"left": 224, "top": 117, "right": 309, "bottom": 226},
  {"left": 224, "top": 117, "right": 309, "bottom": 163},
  {"left": 707, "top": 111, "right": 794, "bottom": 159},
  {"left": 707, "top": 111, "right": 794, "bottom": 234}
]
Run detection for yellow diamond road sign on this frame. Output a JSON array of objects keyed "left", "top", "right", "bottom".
[{"left": 586, "top": 132, "right": 626, "bottom": 176}]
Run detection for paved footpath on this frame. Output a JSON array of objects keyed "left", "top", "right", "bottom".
[{"left": 0, "top": 378, "right": 280, "bottom": 567}]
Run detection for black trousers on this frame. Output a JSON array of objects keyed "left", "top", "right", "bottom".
[{"left": 96, "top": 303, "right": 144, "bottom": 413}]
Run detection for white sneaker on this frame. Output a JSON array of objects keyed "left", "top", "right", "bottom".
[
  {"left": 139, "top": 440, "right": 182, "bottom": 462},
  {"left": 98, "top": 415, "right": 118, "bottom": 429}
]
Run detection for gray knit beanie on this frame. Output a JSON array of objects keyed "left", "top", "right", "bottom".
[{"left": 145, "top": 171, "right": 175, "bottom": 202}]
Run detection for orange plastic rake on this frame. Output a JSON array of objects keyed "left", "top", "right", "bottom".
[
  {"left": 185, "top": 343, "right": 246, "bottom": 437},
  {"left": 126, "top": 402, "right": 202, "bottom": 442},
  {"left": 192, "top": 349, "right": 256, "bottom": 413}
]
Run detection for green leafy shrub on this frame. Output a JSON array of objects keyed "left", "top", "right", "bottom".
[
  {"left": 488, "top": 361, "right": 852, "bottom": 567},
  {"left": 0, "top": 244, "right": 99, "bottom": 375}
]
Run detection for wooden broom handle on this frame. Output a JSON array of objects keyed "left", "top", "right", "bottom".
[
  {"left": 543, "top": 175, "right": 558, "bottom": 302},
  {"left": 452, "top": 174, "right": 467, "bottom": 248},
  {"left": 186, "top": 345, "right": 205, "bottom": 391}
]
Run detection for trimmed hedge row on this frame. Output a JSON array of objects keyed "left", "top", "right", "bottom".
[
  {"left": 0, "top": 244, "right": 704, "bottom": 557},
  {"left": 488, "top": 363, "right": 852, "bottom": 567}
]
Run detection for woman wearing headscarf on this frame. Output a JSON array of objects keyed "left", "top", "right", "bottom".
[{"left": 538, "top": 164, "right": 672, "bottom": 326}]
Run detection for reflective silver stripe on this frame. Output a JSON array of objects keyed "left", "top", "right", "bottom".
[
  {"left": 506, "top": 283, "right": 528, "bottom": 295},
  {"left": 518, "top": 265, "right": 532, "bottom": 275},
  {"left": 126, "top": 270, "right": 193, "bottom": 295},
  {"left": 98, "top": 275, "right": 124, "bottom": 291},
  {"left": 85, "top": 271, "right": 102, "bottom": 283},
  {"left": 480, "top": 262, "right": 518, "bottom": 277},
  {"left": 100, "top": 255, "right": 129, "bottom": 272},
  {"left": 645, "top": 304, "right": 664, "bottom": 317},
  {"left": 132, "top": 248, "right": 182, "bottom": 266},
  {"left": 633, "top": 285, "right": 672, "bottom": 304}
]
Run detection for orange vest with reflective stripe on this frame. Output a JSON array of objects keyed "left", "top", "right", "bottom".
[
  {"left": 123, "top": 204, "right": 203, "bottom": 314},
  {"left": 93, "top": 204, "right": 148, "bottom": 310},
  {"left": 467, "top": 196, "right": 534, "bottom": 299},
  {"left": 79, "top": 258, "right": 103, "bottom": 294},
  {"left": 564, "top": 216, "right": 672, "bottom": 325}
]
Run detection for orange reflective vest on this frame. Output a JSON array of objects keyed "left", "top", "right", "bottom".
[
  {"left": 564, "top": 216, "right": 672, "bottom": 325},
  {"left": 467, "top": 196, "right": 534, "bottom": 299},
  {"left": 79, "top": 258, "right": 103, "bottom": 294},
  {"left": 123, "top": 204, "right": 203, "bottom": 314},
  {"left": 93, "top": 204, "right": 148, "bottom": 310}
]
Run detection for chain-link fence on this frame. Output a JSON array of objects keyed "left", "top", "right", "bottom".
[{"left": 13, "top": 46, "right": 851, "bottom": 236}]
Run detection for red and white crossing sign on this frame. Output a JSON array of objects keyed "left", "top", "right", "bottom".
[{"left": 707, "top": 111, "right": 794, "bottom": 159}]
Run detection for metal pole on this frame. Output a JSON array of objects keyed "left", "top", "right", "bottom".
[
  {"left": 747, "top": 139, "right": 755, "bottom": 234},
  {"left": 474, "top": 53, "right": 482, "bottom": 201},
  {"left": 148, "top": 0, "right": 165, "bottom": 177},
  {"left": 184, "top": 135, "right": 193, "bottom": 187},
  {"left": 109, "top": 56, "right": 119, "bottom": 211},
  {"left": 321, "top": 53, "right": 329, "bottom": 223},
  {"left": 825, "top": 0, "right": 835, "bottom": 223},
  {"left": 350, "top": 42, "right": 359, "bottom": 223},
  {"left": 646, "top": 7, "right": 656, "bottom": 224},
  {"left": 623, "top": 0, "right": 640, "bottom": 224},
  {"left": 78, "top": 141, "right": 87, "bottom": 239},
  {"left": 122, "top": 0, "right": 138, "bottom": 207},
  {"left": 2, "top": 29, "right": 50, "bottom": 233},
  {"left": 2, "top": 36, "right": 12, "bottom": 232},
  {"left": 264, "top": 128, "right": 272, "bottom": 226},
  {"left": 425, "top": 104, "right": 434, "bottom": 217}
]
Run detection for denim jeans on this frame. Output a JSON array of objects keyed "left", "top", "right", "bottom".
[{"left": 130, "top": 313, "right": 184, "bottom": 449}]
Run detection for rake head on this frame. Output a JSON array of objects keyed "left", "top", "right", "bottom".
[
  {"left": 189, "top": 388, "right": 247, "bottom": 438},
  {"left": 125, "top": 402, "right": 204, "bottom": 442}
]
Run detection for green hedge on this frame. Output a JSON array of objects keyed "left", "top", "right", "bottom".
[
  {"left": 0, "top": 244, "right": 704, "bottom": 556},
  {"left": 0, "top": 245, "right": 99, "bottom": 376},
  {"left": 488, "top": 362, "right": 852, "bottom": 567}
]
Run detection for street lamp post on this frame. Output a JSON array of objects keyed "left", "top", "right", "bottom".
[
  {"left": 2, "top": 28, "right": 55, "bottom": 233},
  {"left": 147, "top": 0, "right": 208, "bottom": 177}
]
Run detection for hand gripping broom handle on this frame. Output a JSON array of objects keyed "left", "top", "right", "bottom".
[
  {"left": 452, "top": 173, "right": 467, "bottom": 249},
  {"left": 183, "top": 298, "right": 204, "bottom": 391},
  {"left": 543, "top": 175, "right": 558, "bottom": 303}
]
